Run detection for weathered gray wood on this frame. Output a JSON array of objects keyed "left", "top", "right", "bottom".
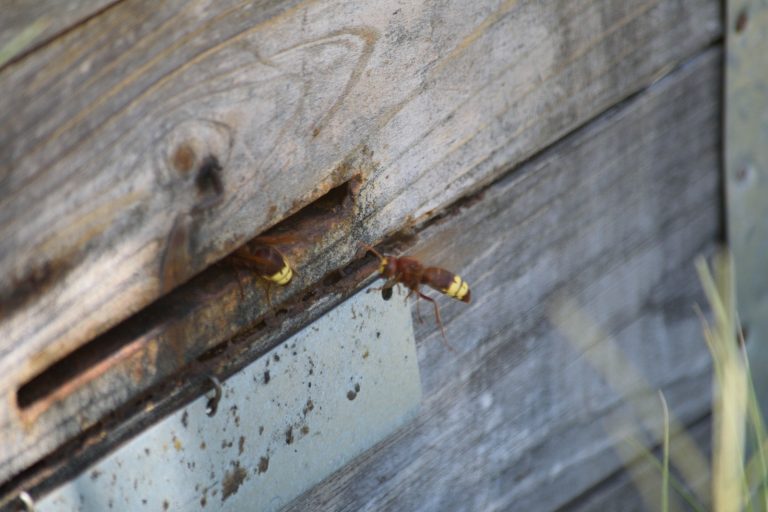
[
  {"left": 562, "top": 416, "right": 710, "bottom": 512},
  {"left": 0, "top": 0, "right": 721, "bottom": 453},
  {"left": 0, "top": 40, "right": 721, "bottom": 510},
  {"left": 0, "top": 1, "right": 117, "bottom": 66},
  {"left": 283, "top": 48, "right": 722, "bottom": 512},
  {"left": 726, "top": 0, "right": 768, "bottom": 427}
]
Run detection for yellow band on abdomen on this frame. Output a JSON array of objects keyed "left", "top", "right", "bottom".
[
  {"left": 444, "top": 275, "right": 469, "bottom": 300},
  {"left": 267, "top": 265, "right": 292, "bottom": 285}
]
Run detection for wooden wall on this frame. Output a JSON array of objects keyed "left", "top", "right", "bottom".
[
  {"left": 0, "top": 0, "right": 722, "bottom": 509},
  {"left": 286, "top": 49, "right": 722, "bottom": 511}
]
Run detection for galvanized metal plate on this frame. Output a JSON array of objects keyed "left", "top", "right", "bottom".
[
  {"left": 37, "top": 285, "right": 421, "bottom": 511},
  {"left": 726, "top": 1, "right": 768, "bottom": 408}
]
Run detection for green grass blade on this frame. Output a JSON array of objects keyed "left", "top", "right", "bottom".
[
  {"left": 660, "top": 391, "right": 670, "bottom": 512},
  {"left": 623, "top": 435, "right": 705, "bottom": 512}
]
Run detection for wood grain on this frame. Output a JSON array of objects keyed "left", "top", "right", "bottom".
[
  {"left": 0, "top": 0, "right": 720, "bottom": 412},
  {"left": 0, "top": 40, "right": 721, "bottom": 511},
  {"left": 283, "top": 48, "right": 722, "bottom": 512},
  {"left": 0, "top": 0, "right": 722, "bottom": 494},
  {"left": 562, "top": 416, "right": 711, "bottom": 511},
  {"left": 0, "top": 2, "right": 118, "bottom": 67}
]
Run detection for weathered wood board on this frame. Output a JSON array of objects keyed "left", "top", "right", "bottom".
[
  {"left": 563, "top": 416, "right": 710, "bottom": 512},
  {"left": 0, "top": 0, "right": 722, "bottom": 504},
  {"left": 0, "top": 1, "right": 721, "bottom": 475},
  {"left": 0, "top": 2, "right": 117, "bottom": 66},
  {"left": 283, "top": 49, "right": 722, "bottom": 511}
]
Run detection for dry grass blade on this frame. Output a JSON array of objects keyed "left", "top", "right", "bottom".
[
  {"left": 550, "top": 298, "right": 709, "bottom": 505},
  {"left": 695, "top": 255, "right": 747, "bottom": 512},
  {"left": 0, "top": 19, "right": 50, "bottom": 68},
  {"left": 661, "top": 390, "right": 670, "bottom": 512},
  {"left": 550, "top": 299, "right": 709, "bottom": 508},
  {"left": 620, "top": 431, "right": 705, "bottom": 511},
  {"left": 551, "top": 251, "right": 767, "bottom": 511}
]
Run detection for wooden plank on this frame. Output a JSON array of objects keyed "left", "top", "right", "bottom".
[
  {"left": 0, "top": 39, "right": 721, "bottom": 509},
  {"left": 725, "top": 0, "right": 768, "bottom": 420},
  {"left": 0, "top": 180, "right": 377, "bottom": 491},
  {"left": 282, "top": 48, "right": 722, "bottom": 512},
  {"left": 0, "top": 1, "right": 118, "bottom": 67},
  {"left": 0, "top": 0, "right": 721, "bottom": 438},
  {"left": 561, "top": 415, "right": 710, "bottom": 512}
]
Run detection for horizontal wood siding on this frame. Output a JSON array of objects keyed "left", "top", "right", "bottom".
[
  {"left": 285, "top": 49, "right": 721, "bottom": 511},
  {"left": 0, "top": 2, "right": 118, "bottom": 66},
  {"left": 0, "top": 0, "right": 721, "bottom": 507}
]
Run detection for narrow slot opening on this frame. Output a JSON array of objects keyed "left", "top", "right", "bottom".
[{"left": 16, "top": 179, "right": 357, "bottom": 412}]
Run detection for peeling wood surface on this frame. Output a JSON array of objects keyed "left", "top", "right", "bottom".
[
  {"left": 284, "top": 49, "right": 722, "bottom": 512},
  {"left": 0, "top": 0, "right": 721, "bottom": 498}
]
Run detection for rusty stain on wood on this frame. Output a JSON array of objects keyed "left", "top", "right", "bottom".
[
  {"left": 12, "top": 176, "right": 363, "bottom": 432},
  {"left": 0, "top": 46, "right": 723, "bottom": 511},
  {"left": 0, "top": 1, "right": 721, "bottom": 405},
  {"left": 0, "top": 0, "right": 723, "bottom": 504}
]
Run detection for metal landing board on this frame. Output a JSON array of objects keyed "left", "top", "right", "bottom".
[{"left": 38, "top": 285, "right": 421, "bottom": 511}]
